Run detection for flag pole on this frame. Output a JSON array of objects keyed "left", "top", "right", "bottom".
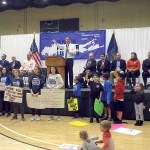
[
  {"left": 113, "top": 29, "right": 116, "bottom": 61},
  {"left": 33, "top": 32, "right": 35, "bottom": 39}
]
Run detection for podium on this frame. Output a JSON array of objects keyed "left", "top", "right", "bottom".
[{"left": 45, "top": 56, "right": 66, "bottom": 83}]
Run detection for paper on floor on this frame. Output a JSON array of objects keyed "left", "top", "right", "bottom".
[{"left": 113, "top": 127, "right": 142, "bottom": 135}]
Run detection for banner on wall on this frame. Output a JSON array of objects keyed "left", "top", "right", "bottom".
[
  {"left": 40, "top": 30, "right": 106, "bottom": 60},
  {"left": 26, "top": 89, "right": 65, "bottom": 109},
  {"left": 4, "top": 86, "right": 23, "bottom": 103}
]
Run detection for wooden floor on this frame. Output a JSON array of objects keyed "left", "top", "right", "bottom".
[{"left": 0, "top": 115, "right": 150, "bottom": 150}]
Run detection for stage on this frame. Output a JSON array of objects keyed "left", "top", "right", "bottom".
[{"left": 14, "top": 87, "right": 150, "bottom": 121}]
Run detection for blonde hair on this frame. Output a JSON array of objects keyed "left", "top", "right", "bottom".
[
  {"left": 79, "top": 130, "right": 90, "bottom": 143},
  {"left": 100, "top": 120, "right": 111, "bottom": 132}
]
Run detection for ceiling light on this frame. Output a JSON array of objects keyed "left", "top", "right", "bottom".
[{"left": 2, "top": 0, "right": 7, "bottom": 5}]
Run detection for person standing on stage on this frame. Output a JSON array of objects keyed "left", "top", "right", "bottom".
[{"left": 52, "top": 37, "right": 76, "bottom": 89}]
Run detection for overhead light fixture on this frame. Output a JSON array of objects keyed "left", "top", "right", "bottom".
[{"left": 2, "top": 0, "right": 7, "bottom": 5}]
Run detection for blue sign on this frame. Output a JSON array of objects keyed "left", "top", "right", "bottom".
[{"left": 40, "top": 30, "right": 106, "bottom": 60}]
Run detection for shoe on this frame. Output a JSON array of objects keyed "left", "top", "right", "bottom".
[
  {"left": 11, "top": 116, "right": 17, "bottom": 120},
  {"left": 0, "top": 113, "right": 5, "bottom": 117},
  {"left": 139, "top": 120, "right": 143, "bottom": 126},
  {"left": 144, "top": 85, "right": 148, "bottom": 89},
  {"left": 101, "top": 116, "right": 107, "bottom": 120},
  {"left": 89, "top": 118, "right": 93, "bottom": 123},
  {"left": 30, "top": 116, "right": 35, "bottom": 121},
  {"left": 22, "top": 117, "right": 25, "bottom": 121},
  {"left": 48, "top": 115, "right": 54, "bottom": 121},
  {"left": 6, "top": 113, "right": 11, "bottom": 117},
  {"left": 134, "top": 120, "right": 140, "bottom": 126},
  {"left": 107, "top": 117, "right": 112, "bottom": 121},
  {"left": 57, "top": 116, "right": 61, "bottom": 122},
  {"left": 113, "top": 119, "right": 122, "bottom": 124},
  {"left": 36, "top": 116, "right": 41, "bottom": 121},
  {"left": 96, "top": 118, "right": 100, "bottom": 123}
]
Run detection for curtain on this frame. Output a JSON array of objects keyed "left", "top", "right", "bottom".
[{"left": 1, "top": 27, "right": 150, "bottom": 81}]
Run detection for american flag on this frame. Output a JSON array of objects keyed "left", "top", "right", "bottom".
[{"left": 30, "top": 37, "right": 42, "bottom": 67}]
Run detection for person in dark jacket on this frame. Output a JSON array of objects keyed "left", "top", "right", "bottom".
[
  {"left": 110, "top": 53, "right": 126, "bottom": 84},
  {"left": 142, "top": 52, "right": 150, "bottom": 87},
  {"left": 11, "top": 69, "right": 25, "bottom": 121},
  {"left": 0, "top": 54, "right": 9, "bottom": 76},
  {"left": 97, "top": 54, "right": 110, "bottom": 76},
  {"left": 79, "top": 53, "right": 96, "bottom": 87},
  {"left": 131, "top": 83, "right": 145, "bottom": 126},
  {"left": 9, "top": 56, "right": 21, "bottom": 72},
  {"left": 0, "top": 67, "right": 11, "bottom": 117},
  {"left": 29, "top": 66, "right": 45, "bottom": 121}
]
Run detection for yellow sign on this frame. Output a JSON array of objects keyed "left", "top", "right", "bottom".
[{"left": 67, "top": 98, "right": 78, "bottom": 111}]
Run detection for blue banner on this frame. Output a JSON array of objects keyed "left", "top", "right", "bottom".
[{"left": 40, "top": 30, "right": 106, "bottom": 60}]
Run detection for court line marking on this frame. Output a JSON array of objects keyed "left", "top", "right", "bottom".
[
  {"left": 0, "top": 132, "right": 51, "bottom": 150},
  {"left": 0, "top": 123, "right": 60, "bottom": 147}
]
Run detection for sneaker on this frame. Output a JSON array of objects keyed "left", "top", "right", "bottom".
[
  {"left": 113, "top": 119, "right": 122, "bottom": 124},
  {"left": 96, "top": 118, "right": 100, "bottom": 123},
  {"left": 48, "top": 115, "right": 54, "bottom": 121},
  {"left": 107, "top": 117, "right": 112, "bottom": 121},
  {"left": 57, "top": 116, "right": 61, "bottom": 122},
  {"left": 101, "top": 116, "right": 107, "bottom": 120},
  {"left": 30, "top": 116, "right": 35, "bottom": 121},
  {"left": 6, "top": 113, "right": 11, "bottom": 118},
  {"left": 11, "top": 116, "right": 17, "bottom": 120},
  {"left": 89, "top": 118, "right": 93, "bottom": 123},
  {"left": 22, "top": 117, "right": 25, "bottom": 121},
  {"left": 36, "top": 116, "right": 41, "bottom": 121}
]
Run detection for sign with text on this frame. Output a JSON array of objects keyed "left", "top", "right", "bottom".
[
  {"left": 4, "top": 86, "right": 23, "bottom": 103},
  {"left": 0, "top": 82, "right": 6, "bottom": 91},
  {"left": 26, "top": 89, "right": 65, "bottom": 109}
]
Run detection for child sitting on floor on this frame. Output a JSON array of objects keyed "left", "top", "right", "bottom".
[
  {"left": 79, "top": 130, "right": 100, "bottom": 150},
  {"left": 95, "top": 120, "right": 115, "bottom": 150}
]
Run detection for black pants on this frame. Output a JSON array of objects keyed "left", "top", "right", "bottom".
[
  {"left": 126, "top": 71, "right": 140, "bottom": 86},
  {"left": 0, "top": 91, "right": 11, "bottom": 114},
  {"left": 13, "top": 103, "right": 24, "bottom": 118},
  {"left": 50, "top": 109, "right": 60, "bottom": 116},
  {"left": 142, "top": 71, "right": 150, "bottom": 86},
  {"left": 65, "top": 58, "right": 73, "bottom": 88},
  {"left": 89, "top": 97, "right": 99, "bottom": 119},
  {"left": 31, "top": 109, "right": 41, "bottom": 116}
]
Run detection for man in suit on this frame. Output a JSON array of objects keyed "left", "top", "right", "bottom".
[
  {"left": 9, "top": 56, "right": 21, "bottom": 72},
  {"left": 142, "top": 52, "right": 150, "bottom": 87},
  {"left": 52, "top": 37, "right": 76, "bottom": 89},
  {"left": 80, "top": 53, "right": 96, "bottom": 78},
  {"left": 79, "top": 53, "right": 96, "bottom": 87},
  {"left": 110, "top": 53, "right": 126, "bottom": 84},
  {"left": 97, "top": 53, "right": 110, "bottom": 76},
  {"left": 0, "top": 54, "right": 9, "bottom": 76}
]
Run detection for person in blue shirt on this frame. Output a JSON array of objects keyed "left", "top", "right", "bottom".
[
  {"left": 29, "top": 66, "right": 45, "bottom": 121},
  {"left": 73, "top": 76, "right": 82, "bottom": 118},
  {"left": 11, "top": 69, "right": 25, "bottom": 121},
  {"left": 0, "top": 67, "right": 11, "bottom": 117},
  {"left": 102, "top": 73, "right": 113, "bottom": 121}
]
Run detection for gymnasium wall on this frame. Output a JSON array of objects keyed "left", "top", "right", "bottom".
[{"left": 0, "top": 0, "right": 150, "bottom": 35}]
